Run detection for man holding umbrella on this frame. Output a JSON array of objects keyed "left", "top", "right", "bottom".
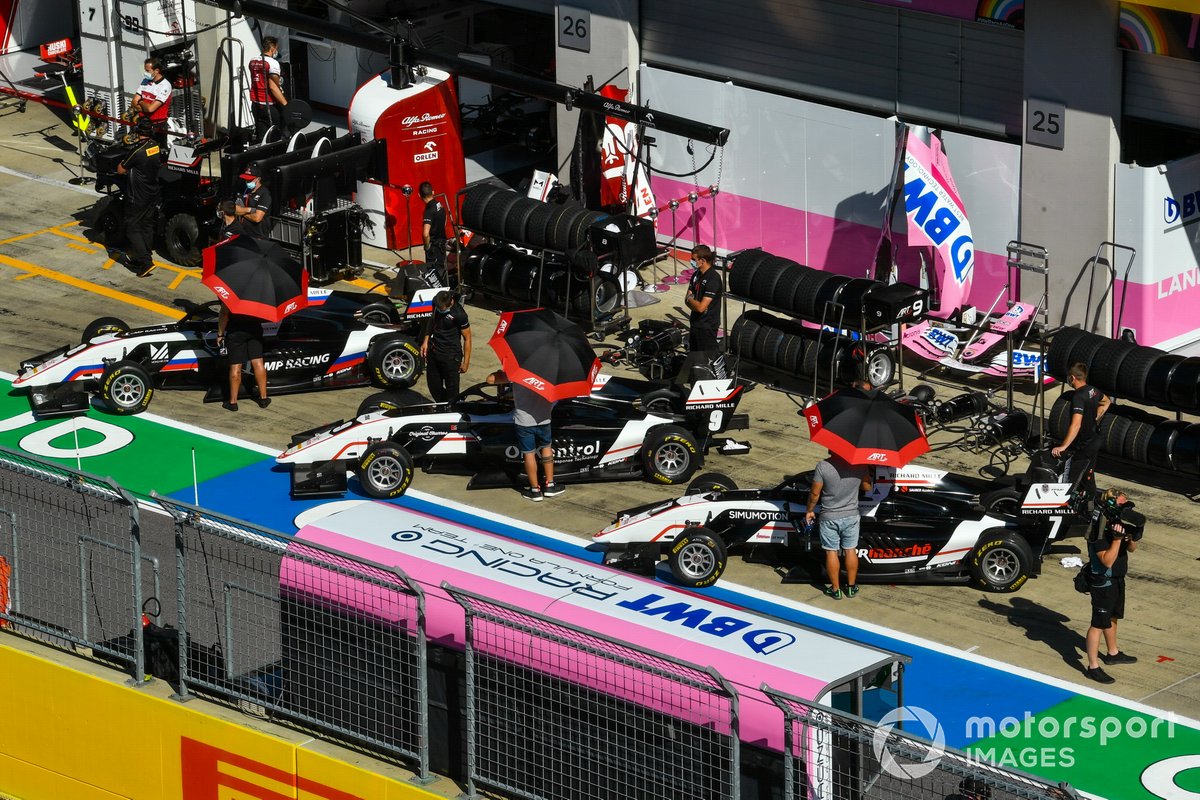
[
  {"left": 487, "top": 369, "right": 562, "bottom": 501},
  {"left": 217, "top": 306, "right": 269, "bottom": 411},
  {"left": 806, "top": 452, "right": 872, "bottom": 599}
]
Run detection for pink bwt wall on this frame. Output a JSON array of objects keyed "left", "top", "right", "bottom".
[{"left": 651, "top": 178, "right": 1008, "bottom": 307}]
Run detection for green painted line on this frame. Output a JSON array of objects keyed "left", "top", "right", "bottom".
[{"left": 0, "top": 384, "right": 270, "bottom": 498}]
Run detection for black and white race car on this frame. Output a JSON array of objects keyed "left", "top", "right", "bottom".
[
  {"left": 278, "top": 377, "right": 752, "bottom": 498},
  {"left": 594, "top": 461, "right": 1073, "bottom": 591},
  {"left": 13, "top": 288, "right": 436, "bottom": 416}
]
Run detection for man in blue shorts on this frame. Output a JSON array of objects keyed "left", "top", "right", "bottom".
[
  {"left": 805, "top": 451, "right": 872, "bottom": 599},
  {"left": 487, "top": 369, "right": 564, "bottom": 501}
]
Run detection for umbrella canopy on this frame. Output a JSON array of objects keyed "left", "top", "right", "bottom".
[
  {"left": 488, "top": 308, "right": 600, "bottom": 402},
  {"left": 803, "top": 387, "right": 929, "bottom": 467},
  {"left": 201, "top": 235, "right": 308, "bottom": 322}
]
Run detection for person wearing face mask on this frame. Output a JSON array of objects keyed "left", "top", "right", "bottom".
[
  {"left": 234, "top": 164, "right": 272, "bottom": 238},
  {"left": 128, "top": 57, "right": 172, "bottom": 146},
  {"left": 674, "top": 244, "right": 724, "bottom": 383},
  {"left": 248, "top": 36, "right": 288, "bottom": 143}
]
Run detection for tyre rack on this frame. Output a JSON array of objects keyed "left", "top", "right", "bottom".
[{"left": 454, "top": 184, "right": 631, "bottom": 337}]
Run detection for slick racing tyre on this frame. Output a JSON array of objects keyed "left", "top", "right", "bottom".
[
  {"left": 82, "top": 316, "right": 129, "bottom": 343},
  {"left": 863, "top": 346, "right": 896, "bottom": 388},
  {"left": 970, "top": 531, "right": 1034, "bottom": 592},
  {"left": 99, "top": 360, "right": 154, "bottom": 415},
  {"left": 640, "top": 388, "right": 682, "bottom": 416},
  {"left": 356, "top": 389, "right": 432, "bottom": 417},
  {"left": 357, "top": 442, "right": 415, "bottom": 499},
  {"left": 370, "top": 336, "right": 423, "bottom": 388},
  {"left": 359, "top": 301, "right": 401, "bottom": 325},
  {"left": 641, "top": 425, "right": 701, "bottom": 485},
  {"left": 667, "top": 526, "right": 727, "bottom": 588},
  {"left": 686, "top": 472, "right": 738, "bottom": 495},
  {"left": 980, "top": 489, "right": 1021, "bottom": 517}
]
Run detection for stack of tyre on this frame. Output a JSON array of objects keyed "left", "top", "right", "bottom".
[
  {"left": 1047, "top": 393, "right": 1200, "bottom": 474},
  {"left": 460, "top": 184, "right": 608, "bottom": 253},
  {"left": 1045, "top": 327, "right": 1200, "bottom": 413},
  {"left": 729, "top": 310, "right": 895, "bottom": 387},
  {"left": 728, "top": 249, "right": 883, "bottom": 324}
]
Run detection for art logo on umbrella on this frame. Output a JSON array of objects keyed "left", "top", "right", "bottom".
[
  {"left": 523, "top": 376, "right": 546, "bottom": 391},
  {"left": 872, "top": 705, "right": 946, "bottom": 780},
  {"left": 215, "top": 286, "right": 229, "bottom": 300}
]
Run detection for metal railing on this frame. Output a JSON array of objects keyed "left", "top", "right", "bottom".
[{"left": 0, "top": 445, "right": 1077, "bottom": 800}]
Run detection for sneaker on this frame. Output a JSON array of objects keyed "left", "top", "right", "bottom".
[
  {"left": 255, "top": 397, "right": 272, "bottom": 409},
  {"left": 521, "top": 486, "right": 544, "bottom": 502},
  {"left": 1084, "top": 666, "right": 1115, "bottom": 684},
  {"left": 542, "top": 482, "right": 565, "bottom": 497},
  {"left": 222, "top": 401, "right": 238, "bottom": 412},
  {"left": 1101, "top": 651, "right": 1137, "bottom": 665},
  {"left": 845, "top": 585, "right": 859, "bottom": 598},
  {"left": 823, "top": 586, "right": 842, "bottom": 600},
  {"left": 135, "top": 263, "right": 155, "bottom": 277}
]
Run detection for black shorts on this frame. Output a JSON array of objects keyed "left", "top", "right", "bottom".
[
  {"left": 1089, "top": 577, "right": 1125, "bottom": 629},
  {"left": 226, "top": 327, "right": 264, "bottom": 363}
]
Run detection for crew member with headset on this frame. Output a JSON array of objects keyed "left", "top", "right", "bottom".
[
  {"left": 234, "top": 164, "right": 272, "bottom": 238},
  {"left": 128, "top": 56, "right": 171, "bottom": 146},
  {"left": 115, "top": 117, "right": 161, "bottom": 277},
  {"left": 248, "top": 36, "right": 288, "bottom": 142}
]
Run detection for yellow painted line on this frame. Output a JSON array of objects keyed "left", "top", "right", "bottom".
[
  {"left": 0, "top": 253, "right": 183, "bottom": 319},
  {"left": 49, "top": 226, "right": 93, "bottom": 244},
  {"left": 67, "top": 242, "right": 101, "bottom": 255},
  {"left": 0, "top": 224, "right": 63, "bottom": 247},
  {"left": 13, "top": 272, "right": 35, "bottom": 280},
  {"left": 347, "top": 277, "right": 390, "bottom": 294}
]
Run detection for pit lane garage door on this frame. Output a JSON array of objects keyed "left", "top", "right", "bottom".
[
  {"left": 639, "top": 0, "right": 1023, "bottom": 139},
  {"left": 1123, "top": 51, "right": 1200, "bottom": 131}
]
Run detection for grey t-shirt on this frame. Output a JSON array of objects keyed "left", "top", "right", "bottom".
[
  {"left": 813, "top": 456, "right": 868, "bottom": 520},
  {"left": 511, "top": 383, "right": 554, "bottom": 427}
]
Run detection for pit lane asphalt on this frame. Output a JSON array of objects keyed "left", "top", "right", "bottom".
[{"left": 1, "top": 102, "right": 1196, "bottom": 721}]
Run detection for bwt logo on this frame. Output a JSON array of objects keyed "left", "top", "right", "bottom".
[
  {"left": 1164, "top": 192, "right": 1200, "bottom": 224},
  {"left": 523, "top": 376, "right": 546, "bottom": 390},
  {"left": 402, "top": 112, "right": 446, "bottom": 127}
]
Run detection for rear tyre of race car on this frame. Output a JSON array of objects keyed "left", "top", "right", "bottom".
[
  {"left": 980, "top": 489, "right": 1020, "bottom": 517},
  {"left": 163, "top": 212, "right": 202, "bottom": 268},
  {"left": 99, "top": 360, "right": 154, "bottom": 415},
  {"left": 82, "top": 316, "right": 129, "bottom": 343},
  {"left": 369, "top": 337, "right": 424, "bottom": 388},
  {"left": 357, "top": 442, "right": 415, "bottom": 499},
  {"left": 642, "top": 425, "right": 701, "bottom": 485},
  {"left": 970, "top": 531, "right": 1034, "bottom": 592},
  {"left": 357, "top": 389, "right": 432, "bottom": 417},
  {"left": 640, "top": 388, "right": 681, "bottom": 415},
  {"left": 667, "top": 527, "right": 727, "bottom": 588},
  {"left": 686, "top": 472, "right": 738, "bottom": 495},
  {"left": 863, "top": 346, "right": 896, "bottom": 388},
  {"left": 359, "top": 301, "right": 401, "bottom": 325}
]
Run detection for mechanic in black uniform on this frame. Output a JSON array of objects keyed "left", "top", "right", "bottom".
[
  {"left": 217, "top": 304, "right": 270, "bottom": 411},
  {"left": 115, "top": 117, "right": 161, "bottom": 277},
  {"left": 674, "top": 244, "right": 723, "bottom": 383},
  {"left": 420, "top": 181, "right": 448, "bottom": 287},
  {"left": 216, "top": 199, "right": 245, "bottom": 241},
  {"left": 1082, "top": 487, "right": 1139, "bottom": 684},
  {"left": 421, "top": 291, "right": 471, "bottom": 402},
  {"left": 1051, "top": 362, "right": 1110, "bottom": 503},
  {"left": 234, "top": 164, "right": 272, "bottom": 238}
]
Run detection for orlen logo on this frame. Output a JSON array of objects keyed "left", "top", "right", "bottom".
[
  {"left": 523, "top": 376, "right": 546, "bottom": 390},
  {"left": 402, "top": 112, "right": 447, "bottom": 127}
]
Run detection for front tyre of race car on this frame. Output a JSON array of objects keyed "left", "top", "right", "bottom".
[
  {"left": 82, "top": 316, "right": 129, "bottom": 343},
  {"left": 642, "top": 425, "right": 700, "bottom": 485},
  {"left": 970, "top": 530, "right": 1034, "bottom": 592},
  {"left": 99, "top": 360, "right": 154, "bottom": 415},
  {"left": 357, "top": 442, "right": 415, "bottom": 499},
  {"left": 369, "top": 336, "right": 424, "bottom": 388},
  {"left": 686, "top": 472, "right": 738, "bottom": 495},
  {"left": 668, "top": 527, "right": 727, "bottom": 588}
]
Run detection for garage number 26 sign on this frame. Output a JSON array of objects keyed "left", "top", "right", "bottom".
[{"left": 559, "top": 6, "right": 591, "bottom": 53}]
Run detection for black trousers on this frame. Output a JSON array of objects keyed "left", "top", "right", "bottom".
[
  {"left": 1066, "top": 445, "right": 1101, "bottom": 501},
  {"left": 251, "top": 103, "right": 283, "bottom": 142},
  {"left": 424, "top": 241, "right": 447, "bottom": 286},
  {"left": 125, "top": 203, "right": 157, "bottom": 268},
  {"left": 426, "top": 350, "right": 462, "bottom": 402}
]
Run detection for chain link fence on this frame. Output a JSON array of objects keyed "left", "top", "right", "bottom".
[
  {"left": 764, "top": 684, "right": 1076, "bottom": 800},
  {"left": 0, "top": 446, "right": 144, "bottom": 680},
  {"left": 446, "top": 585, "right": 740, "bottom": 800},
  {"left": 0, "top": 445, "right": 1082, "bottom": 800}
]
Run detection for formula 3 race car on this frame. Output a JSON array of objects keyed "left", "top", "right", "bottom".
[
  {"left": 13, "top": 288, "right": 439, "bottom": 416},
  {"left": 278, "top": 377, "right": 752, "bottom": 499},
  {"left": 594, "top": 461, "right": 1073, "bottom": 590}
]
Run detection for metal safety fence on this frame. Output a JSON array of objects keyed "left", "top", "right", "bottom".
[
  {"left": 447, "top": 585, "right": 741, "bottom": 800},
  {"left": 0, "top": 445, "right": 1079, "bottom": 800},
  {"left": 764, "top": 684, "right": 1075, "bottom": 800}
]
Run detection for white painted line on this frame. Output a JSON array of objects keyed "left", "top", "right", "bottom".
[
  {"left": 965, "top": 645, "right": 980, "bottom": 653},
  {"left": 0, "top": 164, "right": 100, "bottom": 197},
  {"left": 1139, "top": 671, "right": 1200, "bottom": 703}
]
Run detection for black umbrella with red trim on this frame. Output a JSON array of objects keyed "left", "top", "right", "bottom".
[
  {"left": 803, "top": 387, "right": 929, "bottom": 467},
  {"left": 201, "top": 235, "right": 308, "bottom": 322},
  {"left": 488, "top": 308, "right": 600, "bottom": 402}
]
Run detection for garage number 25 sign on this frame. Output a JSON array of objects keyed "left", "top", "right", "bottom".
[
  {"left": 1027, "top": 98, "right": 1065, "bottom": 150},
  {"left": 559, "top": 6, "right": 591, "bottom": 53}
]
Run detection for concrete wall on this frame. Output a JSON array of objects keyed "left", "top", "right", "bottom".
[
  {"left": 553, "top": 0, "right": 641, "bottom": 179},
  {"left": 1019, "top": 0, "right": 1123, "bottom": 327}
]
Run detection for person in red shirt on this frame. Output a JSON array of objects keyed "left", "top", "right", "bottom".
[
  {"left": 129, "top": 57, "right": 171, "bottom": 145},
  {"left": 248, "top": 37, "right": 288, "bottom": 142}
]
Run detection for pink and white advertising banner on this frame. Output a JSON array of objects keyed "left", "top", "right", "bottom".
[{"left": 903, "top": 127, "right": 976, "bottom": 318}]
